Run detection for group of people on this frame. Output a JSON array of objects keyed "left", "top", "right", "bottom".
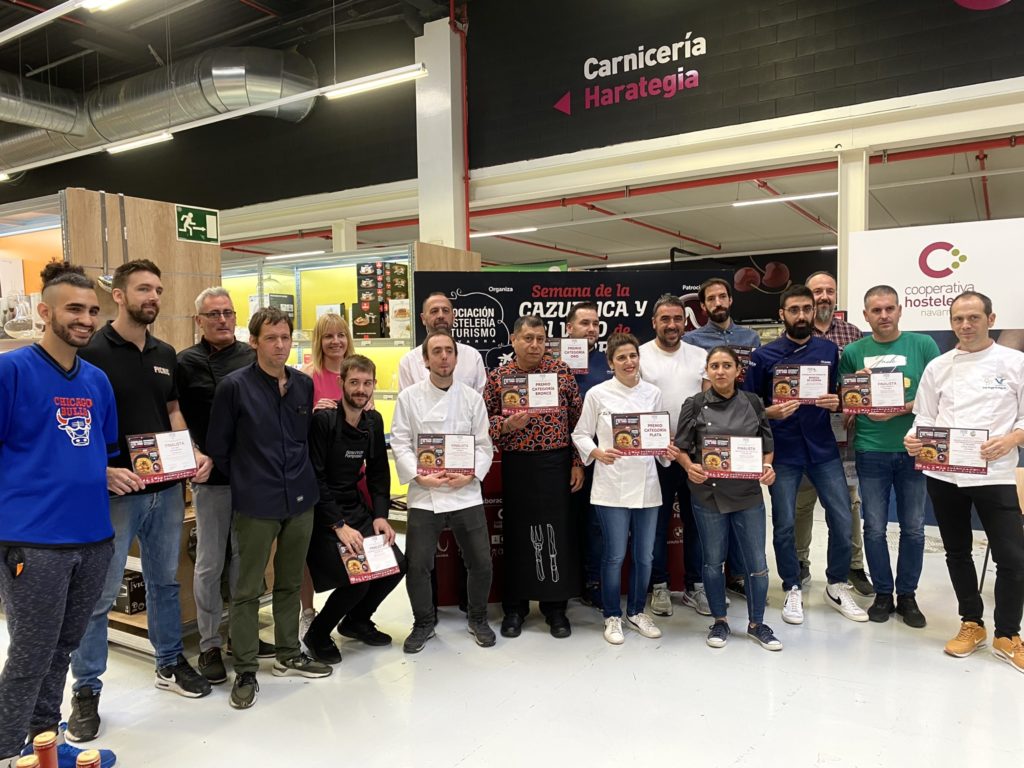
[{"left": 2, "top": 261, "right": 1023, "bottom": 767}]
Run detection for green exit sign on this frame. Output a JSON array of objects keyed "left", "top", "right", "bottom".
[{"left": 175, "top": 205, "right": 220, "bottom": 244}]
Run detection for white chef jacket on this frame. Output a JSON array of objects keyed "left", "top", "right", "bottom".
[
  {"left": 398, "top": 341, "right": 487, "bottom": 393},
  {"left": 572, "top": 376, "right": 669, "bottom": 509},
  {"left": 638, "top": 339, "right": 707, "bottom": 433},
  {"left": 392, "top": 378, "right": 494, "bottom": 512},
  {"left": 910, "top": 341, "right": 1024, "bottom": 487}
]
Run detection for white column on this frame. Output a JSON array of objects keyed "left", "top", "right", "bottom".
[
  {"left": 414, "top": 18, "right": 467, "bottom": 250},
  {"left": 331, "top": 219, "right": 358, "bottom": 252},
  {"left": 837, "top": 149, "right": 869, "bottom": 309}
]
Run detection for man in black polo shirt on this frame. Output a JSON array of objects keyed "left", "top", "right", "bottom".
[
  {"left": 68, "top": 259, "right": 213, "bottom": 744},
  {"left": 176, "top": 286, "right": 269, "bottom": 685},
  {"left": 207, "top": 307, "right": 332, "bottom": 710}
]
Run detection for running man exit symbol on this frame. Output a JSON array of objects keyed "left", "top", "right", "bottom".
[{"left": 175, "top": 205, "right": 220, "bottom": 244}]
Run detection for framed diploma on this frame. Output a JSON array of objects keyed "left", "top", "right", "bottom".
[
  {"left": 337, "top": 534, "right": 401, "bottom": 584},
  {"left": 840, "top": 372, "right": 905, "bottom": 414},
  {"left": 772, "top": 364, "right": 829, "bottom": 403},
  {"left": 701, "top": 435, "right": 764, "bottom": 479},
  {"left": 500, "top": 372, "right": 560, "bottom": 414},
  {"left": 126, "top": 430, "right": 197, "bottom": 484},
  {"left": 416, "top": 433, "right": 476, "bottom": 475},
  {"left": 610, "top": 412, "right": 671, "bottom": 456},
  {"left": 545, "top": 338, "right": 589, "bottom": 373},
  {"left": 915, "top": 426, "right": 988, "bottom": 475}
]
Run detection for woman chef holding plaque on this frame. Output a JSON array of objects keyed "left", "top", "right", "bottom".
[
  {"left": 675, "top": 346, "right": 781, "bottom": 652},
  {"left": 572, "top": 333, "right": 680, "bottom": 645}
]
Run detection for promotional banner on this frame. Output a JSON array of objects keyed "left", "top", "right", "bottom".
[
  {"left": 414, "top": 269, "right": 731, "bottom": 368},
  {"left": 847, "top": 219, "right": 1024, "bottom": 335}
]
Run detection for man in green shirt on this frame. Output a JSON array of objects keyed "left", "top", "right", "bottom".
[{"left": 839, "top": 285, "right": 940, "bottom": 628}]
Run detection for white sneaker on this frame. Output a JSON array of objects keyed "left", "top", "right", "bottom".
[
  {"left": 626, "top": 612, "right": 662, "bottom": 638},
  {"left": 604, "top": 616, "right": 625, "bottom": 645},
  {"left": 299, "top": 608, "right": 317, "bottom": 642},
  {"left": 782, "top": 586, "right": 804, "bottom": 625},
  {"left": 681, "top": 583, "right": 712, "bottom": 616},
  {"left": 825, "top": 582, "right": 869, "bottom": 622},
  {"left": 650, "top": 583, "right": 673, "bottom": 616}
]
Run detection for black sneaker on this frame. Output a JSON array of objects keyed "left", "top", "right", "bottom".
[
  {"left": 468, "top": 619, "right": 497, "bottom": 647},
  {"left": 226, "top": 637, "right": 277, "bottom": 658},
  {"left": 155, "top": 654, "right": 213, "bottom": 698},
  {"left": 500, "top": 612, "right": 523, "bottom": 638},
  {"left": 198, "top": 648, "right": 227, "bottom": 685},
  {"left": 338, "top": 619, "right": 392, "bottom": 646},
  {"left": 896, "top": 594, "right": 927, "bottom": 628},
  {"left": 272, "top": 653, "right": 333, "bottom": 678},
  {"left": 545, "top": 610, "right": 571, "bottom": 639},
  {"left": 303, "top": 632, "right": 342, "bottom": 665},
  {"left": 65, "top": 688, "right": 100, "bottom": 743},
  {"left": 403, "top": 623, "right": 436, "bottom": 654},
  {"left": 848, "top": 568, "right": 875, "bottom": 596},
  {"left": 229, "top": 672, "right": 259, "bottom": 710},
  {"left": 867, "top": 593, "right": 895, "bottom": 623}
]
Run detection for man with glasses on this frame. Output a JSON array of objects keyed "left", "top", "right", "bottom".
[
  {"left": 743, "top": 285, "right": 867, "bottom": 625},
  {"left": 176, "top": 288, "right": 268, "bottom": 685}
]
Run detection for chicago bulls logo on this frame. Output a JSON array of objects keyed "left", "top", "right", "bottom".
[{"left": 56, "top": 407, "right": 92, "bottom": 446}]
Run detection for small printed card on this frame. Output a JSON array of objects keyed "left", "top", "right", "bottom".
[
  {"left": 701, "top": 435, "right": 764, "bottom": 479},
  {"left": 126, "top": 430, "right": 197, "bottom": 484},
  {"left": 337, "top": 534, "right": 401, "bottom": 584},
  {"left": 545, "top": 338, "right": 589, "bottom": 373},
  {"left": 500, "top": 372, "right": 560, "bottom": 414},
  {"left": 730, "top": 346, "right": 753, "bottom": 383},
  {"left": 610, "top": 412, "right": 671, "bottom": 456},
  {"left": 416, "top": 433, "right": 476, "bottom": 475},
  {"left": 830, "top": 413, "right": 849, "bottom": 446},
  {"left": 914, "top": 426, "right": 989, "bottom": 475},
  {"left": 772, "top": 364, "right": 829, "bottom": 403},
  {"left": 840, "top": 372, "right": 905, "bottom": 414}
]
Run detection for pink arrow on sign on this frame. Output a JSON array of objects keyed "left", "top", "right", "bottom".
[{"left": 553, "top": 91, "right": 571, "bottom": 115}]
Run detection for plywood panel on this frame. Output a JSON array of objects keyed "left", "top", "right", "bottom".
[{"left": 413, "top": 241, "right": 481, "bottom": 272}]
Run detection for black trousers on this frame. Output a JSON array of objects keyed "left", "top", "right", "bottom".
[
  {"left": 927, "top": 477, "right": 1024, "bottom": 638},
  {"left": 306, "top": 549, "right": 406, "bottom": 641}
]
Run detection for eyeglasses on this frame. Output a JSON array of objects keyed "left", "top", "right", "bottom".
[{"left": 198, "top": 310, "right": 236, "bottom": 320}]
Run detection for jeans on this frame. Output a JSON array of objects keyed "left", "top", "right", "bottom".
[
  {"left": 652, "top": 462, "right": 702, "bottom": 589},
  {"left": 595, "top": 505, "right": 658, "bottom": 618},
  {"left": 72, "top": 486, "right": 186, "bottom": 690},
  {"left": 191, "top": 484, "right": 238, "bottom": 652},
  {"left": 230, "top": 510, "right": 313, "bottom": 675},
  {"left": 927, "top": 477, "right": 1024, "bottom": 639},
  {"left": 769, "top": 458, "right": 852, "bottom": 590},
  {"left": 796, "top": 481, "right": 864, "bottom": 569},
  {"left": 856, "top": 451, "right": 926, "bottom": 596},
  {"left": 691, "top": 500, "right": 770, "bottom": 625},
  {"left": 0, "top": 541, "right": 112, "bottom": 758},
  {"left": 406, "top": 505, "right": 492, "bottom": 625}
]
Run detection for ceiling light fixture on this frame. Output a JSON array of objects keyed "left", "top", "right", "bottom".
[
  {"left": 0, "top": 173, "right": 9, "bottom": 182},
  {"left": 732, "top": 191, "right": 839, "bottom": 207},
  {"left": 820, "top": 245, "right": 838, "bottom": 251},
  {"left": 106, "top": 132, "right": 174, "bottom": 154},
  {"left": 264, "top": 250, "right": 327, "bottom": 260},
  {"left": 322, "top": 63, "right": 427, "bottom": 99},
  {"left": 0, "top": 0, "right": 135, "bottom": 49},
  {"left": 469, "top": 227, "right": 539, "bottom": 239}
]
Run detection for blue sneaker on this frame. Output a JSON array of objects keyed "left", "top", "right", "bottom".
[{"left": 22, "top": 725, "right": 117, "bottom": 768}]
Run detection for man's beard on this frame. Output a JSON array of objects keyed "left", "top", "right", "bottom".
[
  {"left": 343, "top": 392, "right": 368, "bottom": 410},
  {"left": 127, "top": 303, "right": 158, "bottom": 325},
  {"left": 785, "top": 319, "right": 813, "bottom": 340},
  {"left": 708, "top": 307, "right": 729, "bottom": 324},
  {"left": 50, "top": 316, "right": 93, "bottom": 348},
  {"left": 814, "top": 302, "right": 833, "bottom": 324}
]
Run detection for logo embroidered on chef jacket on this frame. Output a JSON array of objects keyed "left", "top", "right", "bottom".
[{"left": 153, "top": 365, "right": 171, "bottom": 376}]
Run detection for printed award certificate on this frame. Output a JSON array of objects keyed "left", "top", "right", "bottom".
[
  {"left": 772, "top": 364, "right": 828, "bottom": 403},
  {"left": 840, "top": 372, "right": 905, "bottom": 414},
  {"left": 126, "top": 430, "right": 197, "bottom": 484},
  {"left": 701, "top": 436, "right": 763, "bottom": 479},
  {"left": 500, "top": 372, "right": 560, "bottom": 414},
  {"left": 545, "top": 338, "right": 589, "bottom": 373},
  {"left": 730, "top": 346, "right": 753, "bottom": 383},
  {"left": 416, "top": 433, "right": 476, "bottom": 475},
  {"left": 337, "top": 534, "right": 401, "bottom": 584},
  {"left": 610, "top": 412, "right": 671, "bottom": 456},
  {"left": 914, "top": 426, "right": 989, "bottom": 475},
  {"left": 830, "top": 413, "right": 848, "bottom": 446}
]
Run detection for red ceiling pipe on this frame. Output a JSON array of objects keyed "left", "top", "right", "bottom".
[
  {"left": 495, "top": 235, "right": 608, "bottom": 261},
  {"left": 6, "top": 0, "right": 87, "bottom": 25},
  {"left": 583, "top": 202, "right": 721, "bottom": 250},
  {"left": 237, "top": 0, "right": 279, "bottom": 17},
  {"left": 976, "top": 151, "right": 993, "bottom": 220},
  {"left": 356, "top": 217, "right": 420, "bottom": 232},
  {"left": 869, "top": 136, "right": 1018, "bottom": 164},
  {"left": 752, "top": 179, "right": 837, "bottom": 235},
  {"left": 223, "top": 246, "right": 272, "bottom": 255}
]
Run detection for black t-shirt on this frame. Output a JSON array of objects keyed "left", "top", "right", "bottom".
[{"left": 79, "top": 320, "right": 179, "bottom": 494}]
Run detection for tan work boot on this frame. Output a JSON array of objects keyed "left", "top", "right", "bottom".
[
  {"left": 992, "top": 635, "right": 1024, "bottom": 674},
  {"left": 944, "top": 621, "right": 987, "bottom": 657}
]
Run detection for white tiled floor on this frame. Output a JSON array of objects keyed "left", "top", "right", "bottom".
[{"left": 3, "top": 512, "right": 1023, "bottom": 767}]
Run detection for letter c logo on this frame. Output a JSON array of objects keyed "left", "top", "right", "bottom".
[{"left": 918, "top": 241, "right": 968, "bottom": 278}]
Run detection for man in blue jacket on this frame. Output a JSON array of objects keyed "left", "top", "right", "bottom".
[
  {"left": 207, "top": 307, "right": 332, "bottom": 710},
  {"left": 743, "top": 285, "right": 867, "bottom": 627}
]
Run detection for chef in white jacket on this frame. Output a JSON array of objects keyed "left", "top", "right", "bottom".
[
  {"left": 572, "top": 332, "right": 680, "bottom": 645},
  {"left": 392, "top": 329, "right": 496, "bottom": 654}
]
